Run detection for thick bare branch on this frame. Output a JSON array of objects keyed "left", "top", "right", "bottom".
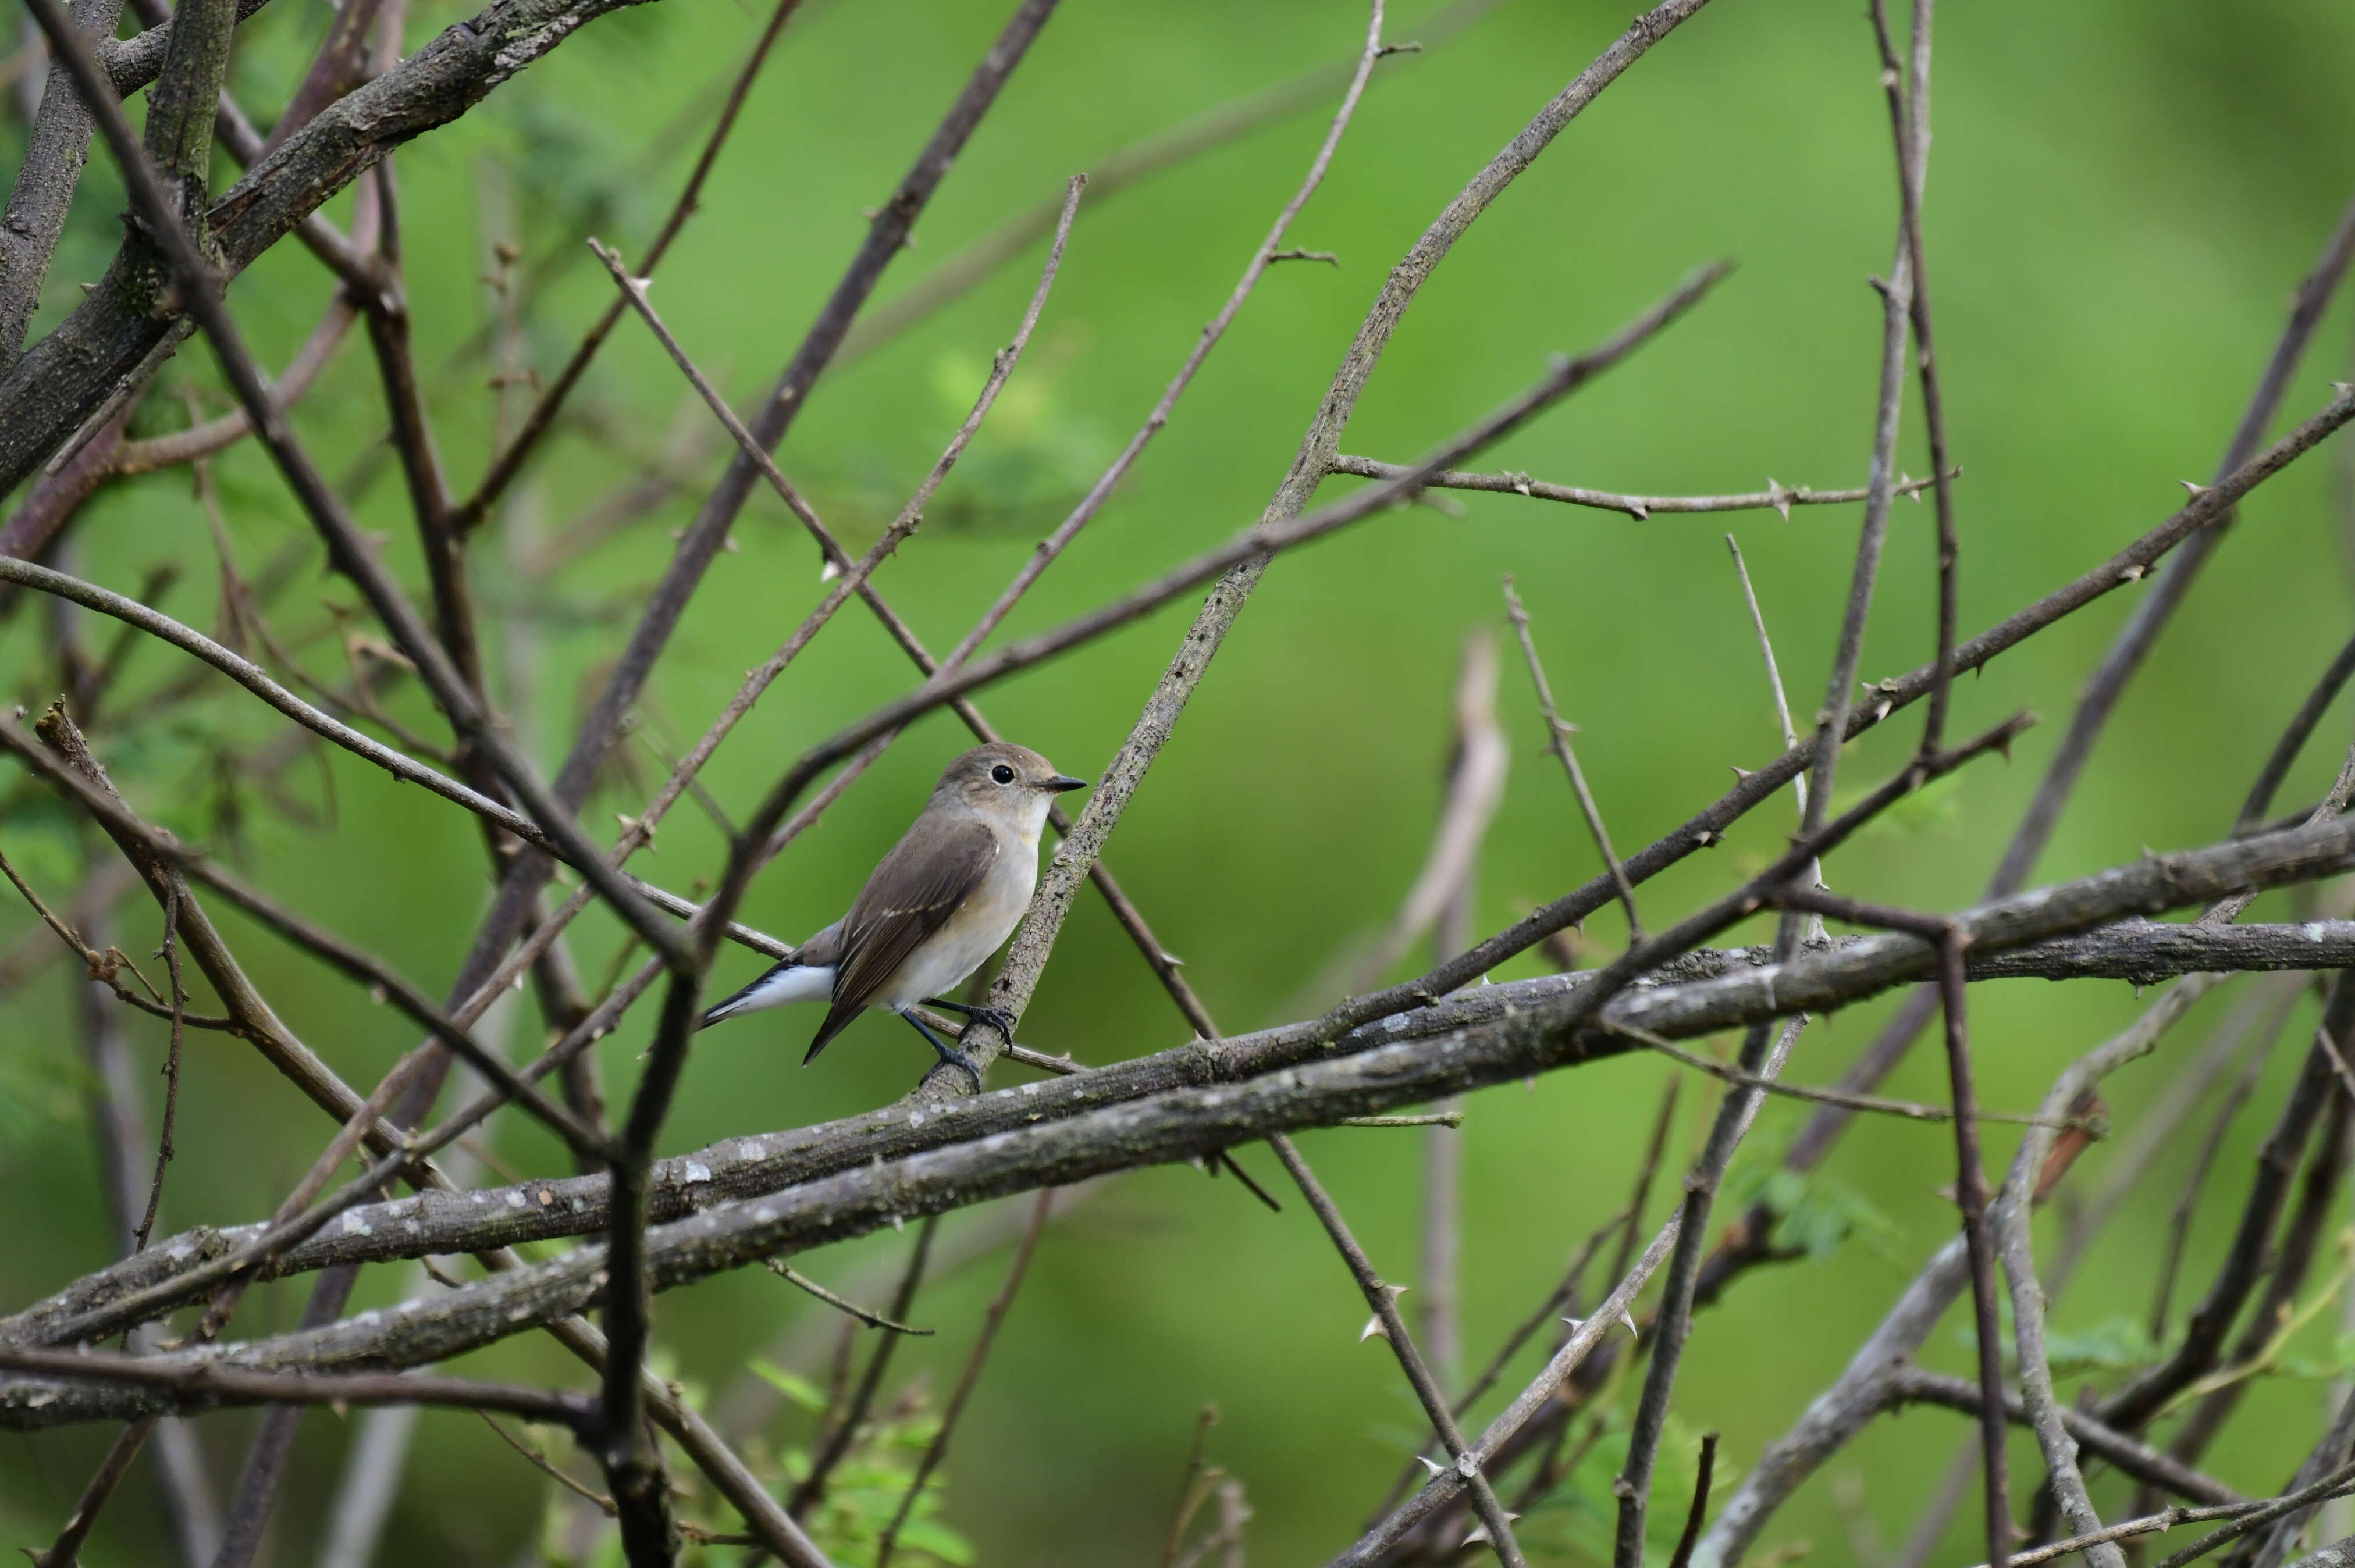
[
  {"left": 25, "top": 901, "right": 2355, "bottom": 1352},
  {"left": 0, "top": 0, "right": 129, "bottom": 362},
  {"left": 17, "top": 798, "right": 2355, "bottom": 1414}
]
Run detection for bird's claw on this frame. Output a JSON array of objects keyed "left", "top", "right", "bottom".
[
  {"left": 935, "top": 1046, "right": 986, "bottom": 1095},
  {"left": 958, "top": 1006, "right": 1018, "bottom": 1045}
]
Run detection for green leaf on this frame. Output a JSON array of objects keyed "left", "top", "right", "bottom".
[
  {"left": 1724, "top": 1156, "right": 1903, "bottom": 1264},
  {"left": 1829, "top": 770, "right": 1964, "bottom": 840},
  {"left": 2042, "top": 1317, "right": 2161, "bottom": 1378},
  {"left": 894, "top": 1518, "right": 976, "bottom": 1566},
  {"left": 748, "top": 1358, "right": 829, "bottom": 1414}
]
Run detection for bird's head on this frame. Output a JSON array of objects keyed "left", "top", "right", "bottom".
[{"left": 933, "top": 743, "right": 1089, "bottom": 836}]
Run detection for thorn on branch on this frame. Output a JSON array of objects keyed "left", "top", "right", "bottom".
[
  {"left": 1461, "top": 1508, "right": 1520, "bottom": 1548},
  {"left": 1358, "top": 1282, "right": 1410, "bottom": 1342}
]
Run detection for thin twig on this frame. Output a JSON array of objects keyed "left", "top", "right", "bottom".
[
  {"left": 1867, "top": 0, "right": 1959, "bottom": 754},
  {"left": 450, "top": 0, "right": 810, "bottom": 532},
  {"left": 1725, "top": 534, "right": 1822, "bottom": 908},
  {"left": 1503, "top": 577, "right": 1641, "bottom": 937},
  {"left": 1890, "top": 1368, "right": 2242, "bottom": 1508},
  {"left": 2150, "top": 990, "right": 2290, "bottom": 1340},
  {"left": 0, "top": 846, "right": 234, "bottom": 1031},
  {"left": 873, "top": 1188, "right": 1055, "bottom": 1568},
  {"left": 1159, "top": 1407, "right": 1225, "bottom": 1568},
  {"left": 1336, "top": 1220, "right": 1684, "bottom": 1565},
  {"left": 763, "top": 1261, "right": 935, "bottom": 1337},
  {"left": 1664, "top": 1432, "right": 1719, "bottom": 1568},
  {"left": 27, "top": 1416, "right": 154, "bottom": 1568},
  {"left": 134, "top": 885, "right": 186, "bottom": 1253},
  {"left": 1939, "top": 925, "right": 2011, "bottom": 1568},
  {"left": 1331, "top": 454, "right": 1949, "bottom": 519},
  {"left": 2150, "top": 1460, "right": 2355, "bottom": 1568},
  {"left": 1958, "top": 1499, "right": 2313, "bottom": 1568},
  {"left": 0, "top": 557, "right": 776, "bottom": 957},
  {"left": 482, "top": 1412, "right": 615, "bottom": 1514},
  {"left": 789, "top": 1217, "right": 940, "bottom": 1516},
  {"left": 2240, "top": 628, "right": 2355, "bottom": 832},
  {"left": 1607, "top": 1018, "right": 2075, "bottom": 1128},
  {"left": 1269, "top": 1132, "right": 1528, "bottom": 1566},
  {"left": 0, "top": 720, "right": 614, "bottom": 1163}
]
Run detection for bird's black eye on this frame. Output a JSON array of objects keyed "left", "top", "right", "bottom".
[{"left": 990, "top": 764, "right": 1016, "bottom": 785}]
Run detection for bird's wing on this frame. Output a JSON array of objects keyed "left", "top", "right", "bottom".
[{"left": 805, "top": 815, "right": 999, "bottom": 1063}]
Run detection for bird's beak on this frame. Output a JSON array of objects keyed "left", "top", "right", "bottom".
[{"left": 1045, "top": 774, "right": 1090, "bottom": 793}]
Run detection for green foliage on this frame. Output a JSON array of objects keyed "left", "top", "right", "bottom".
[
  {"left": 2041, "top": 1315, "right": 2162, "bottom": 1380},
  {"left": 1830, "top": 771, "right": 1965, "bottom": 842},
  {"left": 1515, "top": 1410, "right": 1723, "bottom": 1568},
  {"left": 0, "top": 789, "right": 86, "bottom": 886},
  {"left": 2268, "top": 1336, "right": 2355, "bottom": 1384},
  {"left": 0, "top": 708, "right": 290, "bottom": 865},
  {"left": 750, "top": 1357, "right": 830, "bottom": 1415},
  {"left": 1514, "top": 1411, "right": 1628, "bottom": 1565},
  {"left": 496, "top": 94, "right": 653, "bottom": 254},
  {"left": 620, "top": 1359, "right": 973, "bottom": 1567},
  {"left": 807, "top": 347, "right": 1118, "bottom": 541},
  {"left": 0, "top": 1039, "right": 84, "bottom": 1163},
  {"left": 2033, "top": 1313, "right": 2355, "bottom": 1388},
  {"left": 767, "top": 1383, "right": 972, "bottom": 1568},
  {"left": 1724, "top": 1146, "right": 1905, "bottom": 1266}
]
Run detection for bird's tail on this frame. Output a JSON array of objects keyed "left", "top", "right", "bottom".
[
  {"left": 700, "top": 958, "right": 835, "bottom": 1029},
  {"left": 697, "top": 991, "right": 750, "bottom": 1030}
]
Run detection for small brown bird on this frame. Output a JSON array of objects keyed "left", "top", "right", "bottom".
[{"left": 698, "top": 743, "right": 1088, "bottom": 1090}]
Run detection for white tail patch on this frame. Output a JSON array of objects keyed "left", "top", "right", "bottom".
[{"left": 705, "top": 962, "right": 836, "bottom": 1023}]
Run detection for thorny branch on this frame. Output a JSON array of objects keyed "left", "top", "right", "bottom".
[{"left": 23, "top": 789, "right": 2355, "bottom": 1420}]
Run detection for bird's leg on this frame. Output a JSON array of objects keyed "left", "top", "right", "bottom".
[
  {"left": 902, "top": 1011, "right": 984, "bottom": 1095},
  {"left": 922, "top": 997, "right": 1018, "bottom": 1045}
]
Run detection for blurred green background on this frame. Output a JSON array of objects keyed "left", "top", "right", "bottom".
[{"left": 5, "top": 0, "right": 2355, "bottom": 1561}]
